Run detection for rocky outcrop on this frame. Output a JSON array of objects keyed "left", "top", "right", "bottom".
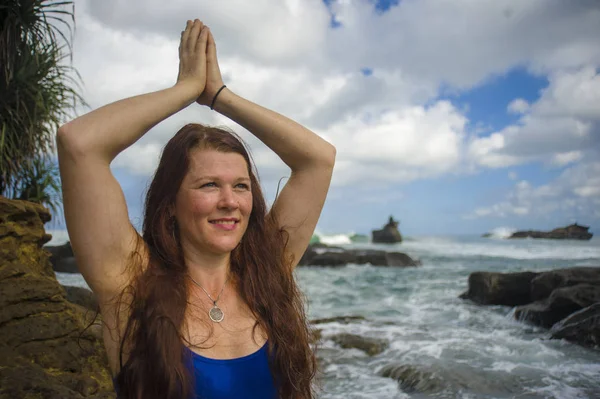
[
  {"left": 459, "top": 271, "right": 538, "bottom": 306},
  {"left": 509, "top": 223, "right": 593, "bottom": 240},
  {"left": 378, "top": 362, "right": 520, "bottom": 395},
  {"left": 330, "top": 333, "right": 388, "bottom": 356},
  {"left": 299, "top": 243, "right": 420, "bottom": 267},
  {"left": 371, "top": 216, "right": 403, "bottom": 243},
  {"left": 0, "top": 197, "right": 114, "bottom": 399},
  {"left": 460, "top": 267, "right": 600, "bottom": 349},
  {"left": 45, "top": 241, "right": 81, "bottom": 273},
  {"left": 551, "top": 303, "right": 600, "bottom": 348}
]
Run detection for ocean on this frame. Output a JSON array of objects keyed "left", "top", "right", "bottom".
[{"left": 46, "top": 229, "right": 600, "bottom": 399}]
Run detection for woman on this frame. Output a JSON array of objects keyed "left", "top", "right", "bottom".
[{"left": 57, "top": 19, "right": 335, "bottom": 399}]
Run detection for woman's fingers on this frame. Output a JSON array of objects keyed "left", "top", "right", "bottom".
[
  {"left": 196, "top": 25, "right": 209, "bottom": 54},
  {"left": 187, "top": 19, "right": 203, "bottom": 52},
  {"left": 180, "top": 20, "right": 192, "bottom": 54}
]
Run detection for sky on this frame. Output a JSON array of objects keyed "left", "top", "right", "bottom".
[{"left": 58, "top": 0, "right": 600, "bottom": 237}]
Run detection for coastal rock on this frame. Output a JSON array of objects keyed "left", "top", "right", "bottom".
[
  {"left": 509, "top": 223, "right": 593, "bottom": 240},
  {"left": 64, "top": 285, "right": 99, "bottom": 312},
  {"left": 371, "top": 216, "right": 403, "bottom": 244},
  {"left": 378, "top": 363, "right": 520, "bottom": 395},
  {"left": 330, "top": 333, "right": 388, "bottom": 356},
  {"left": 311, "top": 315, "right": 366, "bottom": 325},
  {"left": 45, "top": 241, "right": 80, "bottom": 273},
  {"left": 514, "top": 284, "right": 600, "bottom": 328},
  {"left": 0, "top": 197, "right": 114, "bottom": 399},
  {"left": 530, "top": 267, "right": 600, "bottom": 301},
  {"left": 460, "top": 266, "right": 600, "bottom": 349},
  {"left": 459, "top": 271, "right": 538, "bottom": 306},
  {"left": 298, "top": 243, "right": 420, "bottom": 267},
  {"left": 379, "top": 364, "right": 446, "bottom": 393},
  {"left": 551, "top": 303, "right": 600, "bottom": 349}
]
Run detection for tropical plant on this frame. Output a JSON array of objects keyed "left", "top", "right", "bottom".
[{"left": 0, "top": 0, "right": 85, "bottom": 218}]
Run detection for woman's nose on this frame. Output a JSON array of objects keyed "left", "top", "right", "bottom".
[{"left": 218, "top": 187, "right": 239, "bottom": 209}]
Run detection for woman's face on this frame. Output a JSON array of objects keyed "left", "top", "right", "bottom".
[{"left": 174, "top": 148, "right": 253, "bottom": 255}]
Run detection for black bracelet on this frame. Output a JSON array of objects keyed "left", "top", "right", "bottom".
[{"left": 210, "top": 85, "right": 227, "bottom": 110}]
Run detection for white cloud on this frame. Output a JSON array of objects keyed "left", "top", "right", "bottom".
[
  {"left": 507, "top": 98, "right": 529, "bottom": 114},
  {"left": 67, "top": 0, "right": 600, "bottom": 197},
  {"left": 466, "top": 161, "right": 600, "bottom": 220},
  {"left": 469, "top": 68, "right": 600, "bottom": 168}
]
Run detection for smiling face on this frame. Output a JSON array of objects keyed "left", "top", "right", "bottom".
[{"left": 174, "top": 148, "right": 253, "bottom": 256}]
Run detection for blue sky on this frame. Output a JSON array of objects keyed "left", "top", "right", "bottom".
[{"left": 59, "top": 0, "right": 600, "bottom": 237}]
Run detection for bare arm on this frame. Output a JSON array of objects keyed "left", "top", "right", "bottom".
[
  {"left": 57, "top": 20, "right": 209, "bottom": 300},
  {"left": 200, "top": 31, "right": 336, "bottom": 269}
]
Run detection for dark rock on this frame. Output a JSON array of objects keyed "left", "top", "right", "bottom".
[
  {"left": 298, "top": 243, "right": 420, "bottom": 267},
  {"left": 509, "top": 223, "right": 593, "bottom": 240},
  {"left": 515, "top": 284, "right": 600, "bottom": 328},
  {"left": 63, "top": 285, "right": 99, "bottom": 312},
  {"left": 459, "top": 271, "right": 538, "bottom": 306},
  {"left": 330, "top": 333, "right": 388, "bottom": 356},
  {"left": 378, "top": 362, "right": 520, "bottom": 395},
  {"left": 372, "top": 215, "right": 403, "bottom": 243},
  {"left": 530, "top": 267, "right": 600, "bottom": 301},
  {"left": 0, "top": 197, "right": 114, "bottom": 398},
  {"left": 379, "top": 364, "right": 446, "bottom": 393},
  {"left": 311, "top": 315, "right": 366, "bottom": 325},
  {"left": 551, "top": 303, "right": 600, "bottom": 349},
  {"left": 309, "top": 251, "right": 356, "bottom": 267}
]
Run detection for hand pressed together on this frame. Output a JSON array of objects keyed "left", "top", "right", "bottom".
[
  {"left": 176, "top": 19, "right": 209, "bottom": 99},
  {"left": 195, "top": 29, "right": 225, "bottom": 107},
  {"left": 175, "top": 18, "right": 226, "bottom": 107}
]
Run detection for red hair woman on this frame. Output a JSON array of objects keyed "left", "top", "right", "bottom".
[{"left": 57, "top": 19, "right": 335, "bottom": 399}]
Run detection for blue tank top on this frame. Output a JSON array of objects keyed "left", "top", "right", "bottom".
[
  {"left": 186, "top": 342, "right": 277, "bottom": 399},
  {"left": 113, "top": 342, "right": 277, "bottom": 398}
]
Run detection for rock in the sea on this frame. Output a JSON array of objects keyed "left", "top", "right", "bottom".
[
  {"left": 330, "top": 333, "right": 388, "bottom": 356},
  {"left": 515, "top": 284, "right": 600, "bottom": 328},
  {"left": 45, "top": 241, "right": 81, "bottom": 273},
  {"left": 311, "top": 315, "right": 366, "bottom": 325},
  {"left": 298, "top": 243, "right": 420, "bottom": 267},
  {"left": 459, "top": 271, "right": 538, "bottom": 306},
  {"left": 530, "top": 267, "right": 600, "bottom": 301},
  {"left": 379, "top": 364, "right": 446, "bottom": 393},
  {"left": 0, "top": 197, "right": 114, "bottom": 398},
  {"left": 63, "top": 285, "right": 99, "bottom": 312},
  {"left": 371, "top": 215, "right": 403, "bottom": 243},
  {"left": 509, "top": 223, "right": 593, "bottom": 240},
  {"left": 378, "top": 362, "right": 520, "bottom": 395},
  {"left": 551, "top": 303, "right": 600, "bottom": 349},
  {"left": 460, "top": 266, "right": 600, "bottom": 350}
]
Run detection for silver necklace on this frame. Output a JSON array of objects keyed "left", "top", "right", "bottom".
[{"left": 188, "top": 274, "right": 229, "bottom": 323}]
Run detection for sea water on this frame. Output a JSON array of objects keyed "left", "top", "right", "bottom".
[{"left": 47, "top": 229, "right": 600, "bottom": 398}]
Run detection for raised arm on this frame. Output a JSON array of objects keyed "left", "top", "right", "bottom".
[
  {"left": 198, "top": 31, "right": 336, "bottom": 270},
  {"left": 57, "top": 20, "right": 209, "bottom": 300}
]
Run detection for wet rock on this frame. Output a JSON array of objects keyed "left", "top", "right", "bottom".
[
  {"left": 379, "top": 364, "right": 446, "bottom": 393},
  {"left": 530, "top": 267, "right": 600, "bottom": 301},
  {"left": 461, "top": 266, "right": 600, "bottom": 349},
  {"left": 372, "top": 215, "right": 402, "bottom": 244},
  {"left": 551, "top": 303, "right": 600, "bottom": 349},
  {"left": 0, "top": 197, "right": 114, "bottom": 398},
  {"left": 515, "top": 284, "right": 600, "bottom": 328},
  {"left": 311, "top": 315, "right": 366, "bottom": 325},
  {"left": 330, "top": 333, "right": 388, "bottom": 356},
  {"left": 298, "top": 243, "right": 420, "bottom": 267},
  {"left": 63, "top": 285, "right": 98, "bottom": 312},
  {"left": 509, "top": 223, "right": 592, "bottom": 240},
  {"left": 459, "top": 271, "right": 538, "bottom": 306},
  {"left": 379, "top": 363, "right": 521, "bottom": 395}
]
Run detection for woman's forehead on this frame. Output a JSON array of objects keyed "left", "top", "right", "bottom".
[{"left": 186, "top": 148, "right": 249, "bottom": 178}]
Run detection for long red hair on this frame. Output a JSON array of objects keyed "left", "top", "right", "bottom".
[{"left": 112, "top": 124, "right": 316, "bottom": 398}]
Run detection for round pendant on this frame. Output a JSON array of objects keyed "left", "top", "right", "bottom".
[{"left": 209, "top": 306, "right": 224, "bottom": 323}]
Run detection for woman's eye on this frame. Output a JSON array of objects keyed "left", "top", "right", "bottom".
[
  {"left": 236, "top": 183, "right": 250, "bottom": 190},
  {"left": 201, "top": 182, "right": 216, "bottom": 188}
]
